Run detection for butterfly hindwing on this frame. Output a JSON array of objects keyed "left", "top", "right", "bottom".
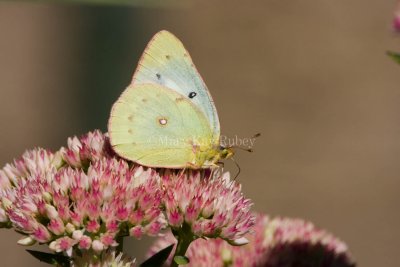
[{"left": 109, "top": 83, "right": 217, "bottom": 168}]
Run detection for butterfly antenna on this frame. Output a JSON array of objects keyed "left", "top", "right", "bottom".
[
  {"left": 253, "top": 133, "right": 261, "bottom": 138},
  {"left": 230, "top": 133, "right": 261, "bottom": 152},
  {"left": 230, "top": 157, "right": 241, "bottom": 180},
  {"left": 235, "top": 146, "right": 254, "bottom": 153}
]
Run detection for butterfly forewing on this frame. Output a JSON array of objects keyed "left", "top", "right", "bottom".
[{"left": 132, "top": 30, "right": 220, "bottom": 140}]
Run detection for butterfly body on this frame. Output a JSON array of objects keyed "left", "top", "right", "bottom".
[
  {"left": 192, "top": 145, "right": 234, "bottom": 169},
  {"left": 108, "top": 30, "right": 233, "bottom": 169}
]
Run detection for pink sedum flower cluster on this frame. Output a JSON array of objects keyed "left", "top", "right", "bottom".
[
  {"left": 0, "top": 130, "right": 256, "bottom": 266},
  {"left": 0, "top": 131, "right": 166, "bottom": 255},
  {"left": 149, "top": 213, "right": 355, "bottom": 267},
  {"left": 2, "top": 129, "right": 354, "bottom": 266},
  {"left": 162, "top": 170, "right": 254, "bottom": 242},
  {"left": 261, "top": 216, "right": 355, "bottom": 267},
  {"left": 0, "top": 148, "right": 61, "bottom": 224},
  {"left": 394, "top": 0, "right": 400, "bottom": 32}
]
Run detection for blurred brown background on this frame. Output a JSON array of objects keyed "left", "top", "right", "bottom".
[{"left": 0, "top": 0, "right": 399, "bottom": 266}]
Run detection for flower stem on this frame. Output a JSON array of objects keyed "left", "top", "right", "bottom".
[
  {"left": 170, "top": 224, "right": 194, "bottom": 267},
  {"left": 170, "top": 238, "right": 191, "bottom": 267},
  {"left": 116, "top": 236, "right": 124, "bottom": 254}
]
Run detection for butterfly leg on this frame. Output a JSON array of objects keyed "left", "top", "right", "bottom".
[
  {"left": 177, "top": 167, "right": 187, "bottom": 178},
  {"left": 216, "top": 161, "right": 224, "bottom": 168},
  {"left": 186, "top": 162, "right": 200, "bottom": 169}
]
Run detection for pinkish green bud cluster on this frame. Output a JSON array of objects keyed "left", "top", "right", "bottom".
[
  {"left": 161, "top": 171, "right": 255, "bottom": 242},
  {"left": 149, "top": 213, "right": 355, "bottom": 267}
]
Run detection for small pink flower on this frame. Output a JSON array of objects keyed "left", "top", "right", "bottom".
[
  {"left": 48, "top": 218, "right": 65, "bottom": 235},
  {"left": 32, "top": 224, "right": 52, "bottom": 243},
  {"left": 92, "top": 240, "right": 105, "bottom": 253},
  {"left": 167, "top": 208, "right": 184, "bottom": 227},
  {"left": 129, "top": 225, "right": 144, "bottom": 239},
  {"left": 45, "top": 204, "right": 59, "bottom": 219},
  {"left": 78, "top": 236, "right": 92, "bottom": 250},
  {"left": 72, "top": 230, "right": 84, "bottom": 240},
  {"left": 87, "top": 220, "right": 101, "bottom": 233},
  {"left": 100, "top": 233, "right": 118, "bottom": 247},
  {"left": 162, "top": 171, "right": 254, "bottom": 242},
  {"left": 50, "top": 236, "right": 77, "bottom": 253}
]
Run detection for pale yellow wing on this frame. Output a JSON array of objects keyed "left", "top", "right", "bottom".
[
  {"left": 108, "top": 83, "right": 216, "bottom": 168},
  {"left": 131, "top": 30, "right": 220, "bottom": 141}
]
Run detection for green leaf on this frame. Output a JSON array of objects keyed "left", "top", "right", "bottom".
[
  {"left": 387, "top": 51, "right": 400, "bottom": 64},
  {"left": 26, "top": 250, "right": 70, "bottom": 267},
  {"left": 173, "top": 255, "right": 190, "bottom": 265},
  {"left": 140, "top": 244, "right": 174, "bottom": 267}
]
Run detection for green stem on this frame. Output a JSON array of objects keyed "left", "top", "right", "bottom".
[
  {"left": 116, "top": 236, "right": 124, "bottom": 254},
  {"left": 170, "top": 224, "right": 195, "bottom": 267}
]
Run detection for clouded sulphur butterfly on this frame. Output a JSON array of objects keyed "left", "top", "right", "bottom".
[{"left": 108, "top": 30, "right": 233, "bottom": 168}]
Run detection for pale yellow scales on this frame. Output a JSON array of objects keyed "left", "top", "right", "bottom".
[{"left": 108, "top": 30, "right": 233, "bottom": 168}]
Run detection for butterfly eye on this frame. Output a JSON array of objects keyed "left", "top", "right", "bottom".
[{"left": 188, "top": 92, "right": 197, "bottom": 98}]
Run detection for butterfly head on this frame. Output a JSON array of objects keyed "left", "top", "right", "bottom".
[{"left": 219, "top": 146, "right": 235, "bottom": 160}]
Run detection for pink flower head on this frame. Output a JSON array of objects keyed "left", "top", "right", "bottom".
[
  {"left": 162, "top": 170, "right": 254, "bottom": 242},
  {"left": 6, "top": 158, "right": 165, "bottom": 252},
  {"left": 0, "top": 148, "right": 60, "bottom": 224},
  {"left": 260, "top": 216, "right": 355, "bottom": 267},
  {"left": 149, "top": 213, "right": 355, "bottom": 267},
  {"left": 394, "top": 1, "right": 400, "bottom": 32},
  {"left": 1, "top": 131, "right": 166, "bottom": 253}
]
